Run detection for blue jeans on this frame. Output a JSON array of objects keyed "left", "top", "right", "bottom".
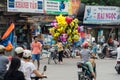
[{"left": 32, "top": 54, "right": 41, "bottom": 60}]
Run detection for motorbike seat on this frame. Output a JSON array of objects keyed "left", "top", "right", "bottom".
[
  {"left": 77, "top": 61, "right": 90, "bottom": 71},
  {"left": 77, "top": 61, "right": 92, "bottom": 74}
]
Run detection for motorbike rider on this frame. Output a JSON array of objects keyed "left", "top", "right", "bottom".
[
  {"left": 116, "top": 44, "right": 120, "bottom": 61},
  {"left": 115, "top": 44, "right": 120, "bottom": 74},
  {"left": 22, "top": 50, "right": 47, "bottom": 80},
  {"left": 0, "top": 45, "right": 9, "bottom": 79},
  {"left": 79, "top": 42, "right": 96, "bottom": 80}
]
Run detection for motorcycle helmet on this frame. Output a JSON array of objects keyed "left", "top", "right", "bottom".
[
  {"left": 0, "top": 45, "right": 5, "bottom": 53},
  {"left": 23, "top": 50, "right": 32, "bottom": 58},
  {"left": 82, "top": 41, "right": 89, "bottom": 48},
  {"left": 15, "top": 47, "right": 24, "bottom": 54}
]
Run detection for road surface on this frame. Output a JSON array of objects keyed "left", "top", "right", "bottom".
[{"left": 38, "top": 58, "right": 120, "bottom": 80}]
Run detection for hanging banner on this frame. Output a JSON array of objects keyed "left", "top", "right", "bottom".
[
  {"left": 83, "top": 6, "right": 120, "bottom": 24},
  {"left": 44, "top": 0, "right": 68, "bottom": 15},
  {"left": 68, "top": 0, "right": 80, "bottom": 15},
  {"left": 7, "top": 0, "right": 44, "bottom": 13}
]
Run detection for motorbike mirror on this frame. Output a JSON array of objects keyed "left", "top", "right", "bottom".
[{"left": 43, "top": 65, "right": 47, "bottom": 72}]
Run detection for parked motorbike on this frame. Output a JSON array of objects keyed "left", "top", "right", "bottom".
[
  {"left": 96, "top": 44, "right": 105, "bottom": 59},
  {"left": 77, "top": 61, "right": 96, "bottom": 80},
  {"left": 115, "top": 60, "right": 120, "bottom": 74},
  {"left": 97, "top": 44, "right": 117, "bottom": 59},
  {"left": 31, "top": 65, "right": 47, "bottom": 80}
]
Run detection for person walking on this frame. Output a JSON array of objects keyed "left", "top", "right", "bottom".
[
  {"left": 57, "top": 40, "right": 64, "bottom": 64},
  {"left": 31, "top": 36, "right": 42, "bottom": 70},
  {"left": 0, "top": 45, "right": 9, "bottom": 80},
  {"left": 4, "top": 57, "right": 25, "bottom": 80}
]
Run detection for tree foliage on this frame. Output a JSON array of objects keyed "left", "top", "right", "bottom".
[{"left": 81, "top": 0, "right": 120, "bottom": 6}]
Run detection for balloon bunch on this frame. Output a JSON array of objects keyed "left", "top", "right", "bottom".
[{"left": 49, "top": 14, "right": 81, "bottom": 43}]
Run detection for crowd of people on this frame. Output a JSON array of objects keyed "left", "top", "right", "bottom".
[
  {"left": 0, "top": 43, "right": 47, "bottom": 80},
  {"left": 1, "top": 34, "right": 120, "bottom": 80}
]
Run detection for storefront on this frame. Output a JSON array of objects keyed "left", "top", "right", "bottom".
[
  {"left": 83, "top": 6, "right": 120, "bottom": 43},
  {"left": 84, "top": 24, "right": 120, "bottom": 43}
]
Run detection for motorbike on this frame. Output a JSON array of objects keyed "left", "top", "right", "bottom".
[
  {"left": 97, "top": 44, "right": 117, "bottom": 59},
  {"left": 115, "top": 60, "right": 120, "bottom": 74},
  {"left": 31, "top": 65, "right": 47, "bottom": 80},
  {"left": 77, "top": 60, "right": 96, "bottom": 80}
]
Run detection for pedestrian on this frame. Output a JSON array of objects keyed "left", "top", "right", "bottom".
[
  {"left": 4, "top": 57, "right": 25, "bottom": 80},
  {"left": 31, "top": 36, "right": 42, "bottom": 70},
  {"left": 14, "top": 47, "right": 25, "bottom": 71},
  {"left": 108, "top": 36, "right": 113, "bottom": 47},
  {"left": 57, "top": 40, "right": 64, "bottom": 64},
  {"left": 92, "top": 43, "right": 97, "bottom": 56},
  {"left": 22, "top": 50, "right": 47, "bottom": 80},
  {"left": 0, "top": 45, "right": 9, "bottom": 80}
]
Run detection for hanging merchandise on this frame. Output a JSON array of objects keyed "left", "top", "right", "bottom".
[
  {"left": 49, "top": 14, "right": 80, "bottom": 43},
  {"left": 36, "top": 26, "right": 41, "bottom": 35}
]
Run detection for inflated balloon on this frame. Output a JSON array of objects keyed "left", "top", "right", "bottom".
[
  {"left": 57, "top": 27, "right": 63, "bottom": 33},
  {"left": 67, "top": 29, "right": 71, "bottom": 35},
  {"left": 53, "top": 23, "right": 58, "bottom": 26},
  {"left": 50, "top": 14, "right": 80, "bottom": 43},
  {"left": 77, "top": 26, "right": 81, "bottom": 33},
  {"left": 56, "top": 14, "right": 66, "bottom": 24},
  {"left": 60, "top": 36, "right": 66, "bottom": 42},
  {"left": 62, "top": 33, "right": 68, "bottom": 39},
  {"left": 73, "top": 35, "right": 79, "bottom": 41},
  {"left": 70, "top": 22, "right": 74, "bottom": 28},
  {"left": 52, "top": 20, "right": 57, "bottom": 23},
  {"left": 65, "top": 16, "right": 73, "bottom": 24},
  {"left": 73, "top": 30, "right": 78, "bottom": 34},
  {"left": 49, "top": 28, "right": 55, "bottom": 34},
  {"left": 53, "top": 32, "right": 60, "bottom": 38},
  {"left": 68, "top": 37, "right": 72, "bottom": 43},
  {"left": 73, "top": 18, "right": 79, "bottom": 24},
  {"left": 51, "top": 23, "right": 54, "bottom": 26}
]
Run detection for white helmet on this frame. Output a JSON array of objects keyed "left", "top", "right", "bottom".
[
  {"left": 23, "top": 50, "right": 32, "bottom": 58},
  {"left": 0, "top": 45, "right": 5, "bottom": 52},
  {"left": 15, "top": 47, "right": 24, "bottom": 54}
]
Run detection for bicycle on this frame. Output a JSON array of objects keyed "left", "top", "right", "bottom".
[{"left": 48, "top": 48, "right": 58, "bottom": 64}]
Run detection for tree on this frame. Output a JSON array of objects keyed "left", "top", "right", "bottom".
[{"left": 81, "top": 0, "right": 120, "bottom": 6}]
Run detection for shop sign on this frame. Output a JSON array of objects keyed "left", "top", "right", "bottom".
[
  {"left": 32, "top": 16, "right": 55, "bottom": 22},
  {"left": 44, "top": 0, "right": 68, "bottom": 15},
  {"left": 7, "top": 0, "right": 44, "bottom": 13},
  {"left": 83, "top": 6, "right": 120, "bottom": 24},
  {"left": 68, "top": 0, "right": 80, "bottom": 15}
]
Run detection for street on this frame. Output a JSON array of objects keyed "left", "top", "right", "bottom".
[{"left": 39, "top": 58, "right": 120, "bottom": 80}]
